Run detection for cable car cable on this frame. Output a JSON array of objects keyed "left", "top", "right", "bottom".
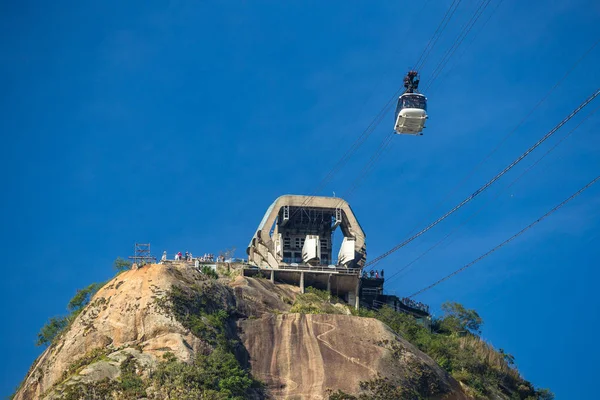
[
  {"left": 407, "top": 173, "right": 600, "bottom": 298},
  {"left": 426, "top": 0, "right": 493, "bottom": 90},
  {"left": 353, "top": 2, "right": 509, "bottom": 221},
  {"left": 368, "top": 40, "right": 597, "bottom": 271},
  {"left": 383, "top": 105, "right": 599, "bottom": 284},
  {"left": 289, "top": 0, "right": 470, "bottom": 219},
  {"left": 414, "top": 0, "right": 463, "bottom": 72},
  {"left": 288, "top": 88, "right": 403, "bottom": 221},
  {"left": 343, "top": 134, "right": 395, "bottom": 201},
  {"left": 416, "top": 38, "right": 599, "bottom": 225},
  {"left": 365, "top": 88, "right": 600, "bottom": 269},
  {"left": 337, "top": 41, "right": 596, "bottom": 263},
  {"left": 431, "top": 0, "right": 505, "bottom": 90},
  {"left": 369, "top": 41, "right": 599, "bottom": 266},
  {"left": 426, "top": 0, "right": 493, "bottom": 91}
]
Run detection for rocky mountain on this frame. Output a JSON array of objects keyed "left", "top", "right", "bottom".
[{"left": 12, "top": 263, "right": 547, "bottom": 399}]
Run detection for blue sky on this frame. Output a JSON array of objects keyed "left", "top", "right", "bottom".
[{"left": 1, "top": 0, "right": 599, "bottom": 397}]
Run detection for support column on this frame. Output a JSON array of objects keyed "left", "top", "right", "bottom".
[
  {"left": 270, "top": 270, "right": 275, "bottom": 284},
  {"left": 300, "top": 272, "right": 305, "bottom": 294},
  {"left": 354, "top": 278, "right": 360, "bottom": 310},
  {"left": 327, "top": 274, "right": 332, "bottom": 300}
]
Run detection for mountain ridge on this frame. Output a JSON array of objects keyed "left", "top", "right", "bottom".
[{"left": 12, "top": 262, "right": 550, "bottom": 399}]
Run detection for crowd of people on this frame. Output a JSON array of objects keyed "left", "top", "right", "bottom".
[
  {"left": 400, "top": 297, "right": 429, "bottom": 313},
  {"left": 197, "top": 253, "right": 226, "bottom": 262},
  {"left": 362, "top": 269, "right": 385, "bottom": 279},
  {"left": 160, "top": 251, "right": 226, "bottom": 263}
]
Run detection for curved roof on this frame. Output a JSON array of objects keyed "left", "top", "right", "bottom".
[{"left": 247, "top": 195, "right": 366, "bottom": 268}]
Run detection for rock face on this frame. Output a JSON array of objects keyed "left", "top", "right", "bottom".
[
  {"left": 240, "top": 314, "right": 467, "bottom": 400},
  {"left": 14, "top": 263, "right": 468, "bottom": 399}
]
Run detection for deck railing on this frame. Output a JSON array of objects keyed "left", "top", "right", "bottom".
[{"left": 276, "top": 264, "right": 361, "bottom": 275}]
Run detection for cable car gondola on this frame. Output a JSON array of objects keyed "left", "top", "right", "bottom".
[{"left": 394, "top": 71, "right": 428, "bottom": 135}]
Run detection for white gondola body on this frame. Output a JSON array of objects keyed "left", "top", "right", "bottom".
[{"left": 394, "top": 93, "right": 427, "bottom": 135}]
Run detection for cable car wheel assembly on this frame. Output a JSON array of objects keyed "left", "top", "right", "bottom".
[{"left": 394, "top": 70, "right": 428, "bottom": 136}]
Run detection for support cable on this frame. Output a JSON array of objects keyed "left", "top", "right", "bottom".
[
  {"left": 408, "top": 174, "right": 600, "bottom": 298},
  {"left": 390, "top": 39, "right": 599, "bottom": 251},
  {"left": 365, "top": 88, "right": 600, "bottom": 269},
  {"left": 384, "top": 105, "right": 599, "bottom": 284},
  {"left": 290, "top": 0, "right": 467, "bottom": 220},
  {"left": 426, "top": 0, "right": 494, "bottom": 91},
  {"left": 414, "top": 0, "right": 463, "bottom": 72}
]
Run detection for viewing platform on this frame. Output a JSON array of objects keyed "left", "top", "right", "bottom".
[{"left": 243, "top": 265, "right": 362, "bottom": 308}]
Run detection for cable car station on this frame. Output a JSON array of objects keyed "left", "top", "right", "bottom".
[{"left": 245, "top": 194, "right": 430, "bottom": 320}]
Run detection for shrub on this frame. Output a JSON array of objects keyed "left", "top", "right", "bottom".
[
  {"left": 62, "top": 347, "right": 109, "bottom": 379},
  {"left": 36, "top": 281, "right": 105, "bottom": 347},
  {"left": 36, "top": 316, "right": 70, "bottom": 346},
  {"left": 151, "top": 349, "right": 258, "bottom": 400},
  {"left": 289, "top": 287, "right": 348, "bottom": 315},
  {"left": 67, "top": 282, "right": 104, "bottom": 312},
  {"left": 364, "top": 304, "right": 552, "bottom": 399},
  {"left": 201, "top": 265, "right": 219, "bottom": 279},
  {"left": 113, "top": 257, "right": 132, "bottom": 272},
  {"left": 439, "top": 302, "right": 483, "bottom": 335},
  {"left": 306, "top": 286, "right": 330, "bottom": 301},
  {"left": 290, "top": 304, "right": 324, "bottom": 314},
  {"left": 119, "top": 354, "right": 146, "bottom": 398}
]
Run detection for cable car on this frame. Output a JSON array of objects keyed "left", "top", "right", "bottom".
[{"left": 394, "top": 71, "right": 428, "bottom": 135}]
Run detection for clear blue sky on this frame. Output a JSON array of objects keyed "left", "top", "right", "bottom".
[{"left": 1, "top": 1, "right": 598, "bottom": 398}]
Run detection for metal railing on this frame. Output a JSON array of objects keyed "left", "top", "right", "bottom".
[
  {"left": 277, "top": 264, "right": 361, "bottom": 275},
  {"left": 372, "top": 298, "right": 430, "bottom": 314}
]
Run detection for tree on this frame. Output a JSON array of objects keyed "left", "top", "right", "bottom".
[
  {"left": 113, "top": 257, "right": 132, "bottom": 272},
  {"left": 36, "top": 316, "right": 69, "bottom": 346},
  {"left": 67, "top": 282, "right": 104, "bottom": 312},
  {"left": 536, "top": 388, "right": 555, "bottom": 400},
  {"left": 440, "top": 302, "right": 483, "bottom": 334},
  {"left": 498, "top": 348, "right": 516, "bottom": 367}
]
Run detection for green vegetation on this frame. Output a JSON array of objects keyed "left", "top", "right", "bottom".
[
  {"left": 60, "top": 353, "right": 146, "bottom": 400},
  {"left": 36, "top": 316, "right": 70, "bottom": 347},
  {"left": 118, "top": 354, "right": 146, "bottom": 398},
  {"left": 25, "top": 259, "right": 551, "bottom": 400},
  {"left": 113, "top": 256, "right": 132, "bottom": 272},
  {"left": 290, "top": 286, "right": 346, "bottom": 314},
  {"left": 201, "top": 265, "right": 219, "bottom": 279},
  {"left": 158, "top": 283, "right": 262, "bottom": 398},
  {"left": 340, "top": 302, "right": 553, "bottom": 400},
  {"left": 61, "top": 347, "right": 109, "bottom": 380},
  {"left": 306, "top": 286, "right": 331, "bottom": 301},
  {"left": 61, "top": 378, "right": 118, "bottom": 400},
  {"left": 67, "top": 282, "right": 105, "bottom": 313},
  {"left": 36, "top": 257, "right": 130, "bottom": 347},
  {"left": 327, "top": 376, "right": 425, "bottom": 400},
  {"left": 58, "top": 348, "right": 258, "bottom": 400},
  {"left": 150, "top": 350, "right": 256, "bottom": 399},
  {"left": 438, "top": 301, "right": 484, "bottom": 335},
  {"left": 36, "top": 281, "right": 105, "bottom": 346},
  {"left": 165, "top": 283, "right": 229, "bottom": 344},
  {"left": 48, "top": 281, "right": 262, "bottom": 399}
]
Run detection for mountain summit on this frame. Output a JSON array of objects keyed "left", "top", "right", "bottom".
[{"left": 13, "top": 262, "right": 548, "bottom": 399}]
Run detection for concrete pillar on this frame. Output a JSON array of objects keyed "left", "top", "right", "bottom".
[
  {"left": 270, "top": 270, "right": 275, "bottom": 284},
  {"left": 300, "top": 272, "right": 305, "bottom": 294},
  {"left": 327, "top": 274, "right": 332, "bottom": 300},
  {"left": 354, "top": 278, "right": 360, "bottom": 310}
]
